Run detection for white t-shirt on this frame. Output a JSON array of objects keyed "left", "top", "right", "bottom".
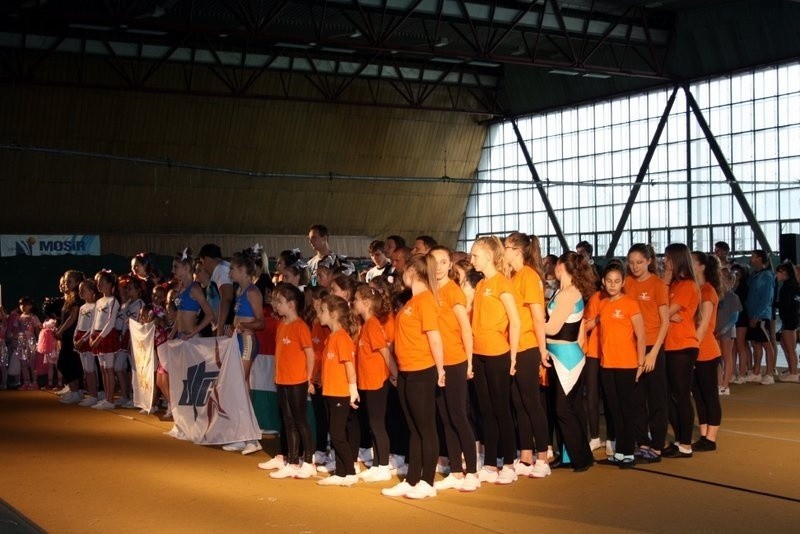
[
  {"left": 76, "top": 302, "right": 95, "bottom": 332},
  {"left": 211, "top": 260, "right": 232, "bottom": 288}
]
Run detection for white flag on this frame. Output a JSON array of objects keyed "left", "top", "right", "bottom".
[
  {"left": 129, "top": 319, "right": 155, "bottom": 412},
  {"left": 160, "top": 336, "right": 261, "bottom": 445}
]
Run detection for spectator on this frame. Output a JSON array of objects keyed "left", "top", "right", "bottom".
[
  {"left": 714, "top": 241, "right": 733, "bottom": 270},
  {"left": 745, "top": 250, "right": 777, "bottom": 384},
  {"left": 365, "top": 240, "right": 393, "bottom": 283},
  {"left": 412, "top": 236, "right": 437, "bottom": 255},
  {"left": 198, "top": 243, "right": 234, "bottom": 336},
  {"left": 307, "top": 224, "right": 338, "bottom": 285}
]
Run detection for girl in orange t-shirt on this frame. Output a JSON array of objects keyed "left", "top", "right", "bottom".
[
  {"left": 381, "top": 254, "right": 445, "bottom": 500},
  {"left": 624, "top": 243, "right": 670, "bottom": 461},
  {"left": 690, "top": 252, "right": 723, "bottom": 452},
  {"left": 430, "top": 246, "right": 479, "bottom": 492},
  {"left": 582, "top": 289, "right": 606, "bottom": 451},
  {"left": 470, "top": 236, "right": 521, "bottom": 485},
  {"left": 267, "top": 282, "right": 316, "bottom": 480},
  {"left": 662, "top": 243, "right": 701, "bottom": 458},
  {"left": 503, "top": 232, "right": 551, "bottom": 478},
  {"left": 352, "top": 283, "right": 397, "bottom": 483},
  {"left": 597, "top": 261, "right": 646, "bottom": 468},
  {"left": 304, "top": 286, "right": 332, "bottom": 466},
  {"left": 317, "top": 295, "right": 359, "bottom": 487}
]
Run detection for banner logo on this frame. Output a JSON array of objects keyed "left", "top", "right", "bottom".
[{"left": 179, "top": 361, "right": 220, "bottom": 420}]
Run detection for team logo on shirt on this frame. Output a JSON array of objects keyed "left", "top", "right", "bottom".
[
  {"left": 281, "top": 336, "right": 291, "bottom": 345},
  {"left": 326, "top": 350, "right": 336, "bottom": 360},
  {"left": 612, "top": 309, "right": 624, "bottom": 319},
  {"left": 639, "top": 292, "right": 651, "bottom": 301},
  {"left": 403, "top": 306, "right": 413, "bottom": 316},
  {"left": 484, "top": 288, "right": 492, "bottom": 296},
  {"left": 312, "top": 336, "right": 320, "bottom": 345}
]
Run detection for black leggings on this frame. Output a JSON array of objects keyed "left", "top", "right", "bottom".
[
  {"left": 511, "top": 348, "right": 549, "bottom": 454},
  {"left": 398, "top": 366, "right": 438, "bottom": 486},
  {"left": 692, "top": 357, "right": 722, "bottom": 427},
  {"left": 581, "top": 357, "right": 602, "bottom": 439},
  {"left": 634, "top": 345, "right": 668, "bottom": 450},
  {"left": 600, "top": 368, "right": 638, "bottom": 456},
  {"left": 472, "top": 353, "right": 516, "bottom": 466},
  {"left": 361, "top": 381, "right": 391, "bottom": 466},
  {"left": 435, "top": 361, "right": 477, "bottom": 473},
  {"left": 310, "top": 387, "right": 329, "bottom": 452},
  {"left": 277, "top": 383, "right": 314, "bottom": 465},
  {"left": 326, "top": 396, "right": 356, "bottom": 476},
  {"left": 666, "top": 348, "right": 699, "bottom": 445},
  {"left": 550, "top": 366, "right": 594, "bottom": 469}
]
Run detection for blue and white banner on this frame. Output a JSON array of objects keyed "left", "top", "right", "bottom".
[
  {"left": 160, "top": 336, "right": 261, "bottom": 445},
  {"left": 129, "top": 319, "right": 155, "bottom": 413},
  {"left": 0, "top": 234, "right": 101, "bottom": 256}
]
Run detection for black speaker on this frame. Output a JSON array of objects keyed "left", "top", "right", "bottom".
[{"left": 779, "top": 233, "right": 800, "bottom": 264}]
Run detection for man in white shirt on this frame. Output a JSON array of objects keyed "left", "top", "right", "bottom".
[
  {"left": 365, "top": 240, "right": 393, "bottom": 283},
  {"left": 198, "top": 243, "right": 233, "bottom": 336},
  {"left": 307, "top": 224, "right": 338, "bottom": 285}
]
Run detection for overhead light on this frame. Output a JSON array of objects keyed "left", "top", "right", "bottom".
[
  {"left": 549, "top": 69, "right": 579, "bottom": 76},
  {"left": 430, "top": 57, "right": 463, "bottom": 64},
  {"left": 434, "top": 36, "right": 449, "bottom": 48},
  {"left": 582, "top": 72, "right": 611, "bottom": 79},
  {"left": 126, "top": 28, "right": 168, "bottom": 36},
  {"left": 68, "top": 23, "right": 113, "bottom": 31},
  {"left": 469, "top": 60, "right": 501, "bottom": 68},
  {"left": 320, "top": 46, "right": 356, "bottom": 54},
  {"left": 349, "top": 30, "right": 362, "bottom": 38},
  {"left": 218, "top": 33, "right": 228, "bottom": 38},
  {"left": 276, "top": 42, "right": 313, "bottom": 49}
]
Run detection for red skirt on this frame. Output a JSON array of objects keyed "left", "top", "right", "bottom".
[
  {"left": 74, "top": 330, "right": 90, "bottom": 352},
  {"left": 91, "top": 329, "right": 121, "bottom": 355}
]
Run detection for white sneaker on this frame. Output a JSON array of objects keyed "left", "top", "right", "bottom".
[
  {"left": 405, "top": 480, "right": 436, "bottom": 499},
  {"left": 588, "top": 437, "right": 605, "bottom": 451},
  {"left": 718, "top": 386, "right": 730, "bottom": 396},
  {"left": 434, "top": 473, "right": 464, "bottom": 490},
  {"left": 605, "top": 440, "right": 616, "bottom": 457},
  {"left": 477, "top": 467, "right": 498, "bottom": 483},
  {"left": 459, "top": 472, "right": 481, "bottom": 492},
  {"left": 761, "top": 374, "right": 775, "bottom": 385},
  {"left": 242, "top": 441, "right": 263, "bottom": 455},
  {"left": 78, "top": 396, "right": 98, "bottom": 407},
  {"left": 222, "top": 442, "right": 246, "bottom": 452},
  {"left": 496, "top": 465, "right": 518, "bottom": 485},
  {"left": 745, "top": 372, "right": 762, "bottom": 383},
  {"left": 317, "top": 474, "right": 358, "bottom": 487},
  {"left": 358, "top": 447, "right": 374, "bottom": 466},
  {"left": 57, "top": 385, "right": 71, "bottom": 395},
  {"left": 317, "top": 460, "right": 337, "bottom": 473},
  {"left": 530, "top": 459, "right": 552, "bottom": 478},
  {"left": 269, "top": 464, "right": 300, "bottom": 479},
  {"left": 59, "top": 391, "right": 83, "bottom": 404},
  {"left": 314, "top": 450, "right": 330, "bottom": 465},
  {"left": 258, "top": 455, "right": 285, "bottom": 470},
  {"left": 295, "top": 462, "right": 317, "bottom": 479},
  {"left": 381, "top": 481, "right": 412, "bottom": 497},
  {"left": 91, "top": 400, "right": 115, "bottom": 410},
  {"left": 360, "top": 465, "right": 392, "bottom": 482},
  {"left": 513, "top": 460, "right": 533, "bottom": 477},
  {"left": 779, "top": 373, "right": 800, "bottom": 383}
]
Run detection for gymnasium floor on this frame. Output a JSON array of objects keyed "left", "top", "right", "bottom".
[{"left": 0, "top": 383, "right": 798, "bottom": 533}]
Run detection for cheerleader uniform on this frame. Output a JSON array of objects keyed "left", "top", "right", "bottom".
[
  {"left": 115, "top": 298, "right": 143, "bottom": 372},
  {"left": 91, "top": 296, "right": 121, "bottom": 369},
  {"left": 234, "top": 284, "right": 259, "bottom": 361},
  {"left": 74, "top": 302, "right": 96, "bottom": 373}
]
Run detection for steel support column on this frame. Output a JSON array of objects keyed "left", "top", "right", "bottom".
[
  {"left": 683, "top": 85, "right": 772, "bottom": 253},
  {"left": 511, "top": 119, "right": 569, "bottom": 252},
  {"left": 606, "top": 84, "right": 679, "bottom": 257}
]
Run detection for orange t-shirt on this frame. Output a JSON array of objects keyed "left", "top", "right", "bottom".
[
  {"left": 582, "top": 291, "right": 604, "bottom": 359},
  {"left": 310, "top": 320, "right": 330, "bottom": 379},
  {"left": 665, "top": 279, "right": 700, "bottom": 351},
  {"left": 322, "top": 328, "right": 355, "bottom": 397},
  {"left": 395, "top": 290, "right": 439, "bottom": 372},
  {"left": 380, "top": 312, "right": 396, "bottom": 344},
  {"left": 623, "top": 274, "right": 669, "bottom": 347},
  {"left": 436, "top": 280, "right": 468, "bottom": 366},
  {"left": 511, "top": 266, "right": 544, "bottom": 351},
  {"left": 357, "top": 316, "right": 391, "bottom": 390},
  {"left": 275, "top": 319, "right": 313, "bottom": 386},
  {"left": 598, "top": 295, "right": 642, "bottom": 369},
  {"left": 472, "top": 273, "right": 515, "bottom": 356},
  {"left": 697, "top": 282, "right": 721, "bottom": 362}
]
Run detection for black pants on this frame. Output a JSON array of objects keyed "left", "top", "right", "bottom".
[
  {"left": 277, "top": 383, "right": 314, "bottom": 465},
  {"left": 666, "top": 348, "right": 699, "bottom": 445},
  {"left": 57, "top": 332, "right": 83, "bottom": 385},
  {"left": 600, "top": 368, "right": 638, "bottom": 456},
  {"left": 634, "top": 345, "right": 668, "bottom": 450},
  {"left": 693, "top": 357, "right": 722, "bottom": 427},
  {"left": 472, "top": 353, "right": 516, "bottom": 466},
  {"left": 435, "top": 361, "right": 477, "bottom": 473},
  {"left": 550, "top": 366, "right": 593, "bottom": 469},
  {"left": 511, "top": 348, "right": 549, "bottom": 454},
  {"left": 398, "top": 366, "right": 438, "bottom": 486},
  {"left": 580, "top": 357, "right": 602, "bottom": 440},
  {"left": 386, "top": 384, "right": 409, "bottom": 457},
  {"left": 361, "top": 381, "right": 391, "bottom": 466},
  {"left": 325, "top": 396, "right": 356, "bottom": 476},
  {"left": 310, "top": 387, "right": 329, "bottom": 452}
]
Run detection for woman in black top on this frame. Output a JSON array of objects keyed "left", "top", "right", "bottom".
[
  {"left": 730, "top": 264, "right": 751, "bottom": 384},
  {"left": 56, "top": 270, "right": 85, "bottom": 404},
  {"left": 776, "top": 262, "right": 799, "bottom": 382}
]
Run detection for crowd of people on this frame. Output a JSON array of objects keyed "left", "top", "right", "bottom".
[{"left": 1, "top": 224, "right": 799, "bottom": 499}]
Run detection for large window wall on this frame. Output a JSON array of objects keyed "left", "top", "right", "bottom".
[{"left": 457, "top": 62, "right": 800, "bottom": 257}]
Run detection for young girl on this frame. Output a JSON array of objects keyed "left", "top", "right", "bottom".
[
  {"left": 353, "top": 283, "right": 398, "bottom": 483},
  {"left": 715, "top": 268, "right": 742, "bottom": 394},
  {"left": 305, "top": 286, "right": 332, "bottom": 467},
  {"left": 14, "top": 297, "right": 41, "bottom": 390},
  {"left": 317, "top": 295, "right": 360, "bottom": 487},
  {"left": 597, "top": 261, "right": 646, "bottom": 468},
  {"left": 55, "top": 270, "right": 85, "bottom": 403},
  {"left": 775, "top": 262, "right": 799, "bottom": 382},
  {"left": 661, "top": 243, "right": 700, "bottom": 458},
  {"left": 90, "top": 270, "right": 121, "bottom": 409},
  {"left": 429, "top": 246, "right": 480, "bottom": 491},
  {"left": 229, "top": 252, "right": 265, "bottom": 384},
  {"left": 72, "top": 281, "right": 98, "bottom": 406},
  {"left": 149, "top": 285, "right": 171, "bottom": 415},
  {"left": 623, "top": 243, "right": 670, "bottom": 462},
  {"left": 267, "top": 282, "right": 317, "bottom": 480},
  {"left": 469, "top": 237, "right": 520, "bottom": 484},
  {"left": 691, "top": 251, "right": 723, "bottom": 451},
  {"left": 544, "top": 251, "right": 596, "bottom": 472},
  {"left": 730, "top": 264, "right": 753, "bottom": 384},
  {"left": 114, "top": 277, "right": 145, "bottom": 408},
  {"left": 502, "top": 233, "right": 551, "bottom": 479},
  {"left": 581, "top": 288, "right": 605, "bottom": 453},
  {"left": 381, "top": 254, "right": 445, "bottom": 499}
]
